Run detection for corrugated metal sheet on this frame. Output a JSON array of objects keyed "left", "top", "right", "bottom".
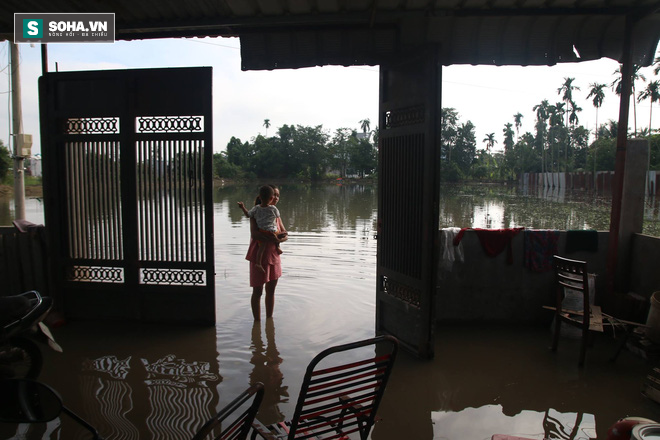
[{"left": 1, "top": 0, "right": 659, "bottom": 69}]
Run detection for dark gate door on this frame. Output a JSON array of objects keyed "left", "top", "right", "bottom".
[
  {"left": 376, "top": 49, "right": 440, "bottom": 358},
  {"left": 39, "top": 67, "right": 215, "bottom": 324}
]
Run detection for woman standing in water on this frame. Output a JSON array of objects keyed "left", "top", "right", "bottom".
[{"left": 241, "top": 185, "right": 287, "bottom": 320}]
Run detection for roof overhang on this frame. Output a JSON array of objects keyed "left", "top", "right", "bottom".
[{"left": 1, "top": 1, "right": 659, "bottom": 70}]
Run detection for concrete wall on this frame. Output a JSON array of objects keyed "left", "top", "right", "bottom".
[
  {"left": 436, "top": 230, "right": 609, "bottom": 324},
  {"left": 629, "top": 233, "right": 660, "bottom": 300}
]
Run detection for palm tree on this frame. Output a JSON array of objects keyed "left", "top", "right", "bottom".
[
  {"left": 587, "top": 83, "right": 606, "bottom": 183},
  {"left": 638, "top": 80, "right": 660, "bottom": 135},
  {"left": 612, "top": 64, "right": 646, "bottom": 135},
  {"left": 586, "top": 83, "right": 606, "bottom": 141},
  {"left": 558, "top": 77, "right": 580, "bottom": 128},
  {"left": 558, "top": 78, "right": 580, "bottom": 171},
  {"left": 558, "top": 78, "right": 580, "bottom": 109},
  {"left": 534, "top": 100, "right": 550, "bottom": 174},
  {"left": 503, "top": 123, "right": 515, "bottom": 155},
  {"left": 482, "top": 133, "right": 497, "bottom": 177},
  {"left": 547, "top": 102, "right": 566, "bottom": 173},
  {"left": 359, "top": 118, "right": 371, "bottom": 134},
  {"left": 483, "top": 133, "right": 496, "bottom": 152},
  {"left": 513, "top": 113, "right": 523, "bottom": 140},
  {"left": 263, "top": 118, "right": 271, "bottom": 137},
  {"left": 654, "top": 56, "right": 660, "bottom": 76},
  {"left": 569, "top": 103, "right": 582, "bottom": 127}
]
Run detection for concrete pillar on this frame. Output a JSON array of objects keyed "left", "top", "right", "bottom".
[{"left": 615, "top": 138, "right": 650, "bottom": 293}]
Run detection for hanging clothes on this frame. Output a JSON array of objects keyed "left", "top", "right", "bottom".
[
  {"left": 440, "top": 227, "right": 464, "bottom": 272},
  {"left": 454, "top": 227, "right": 524, "bottom": 264},
  {"left": 523, "top": 229, "right": 560, "bottom": 272}
]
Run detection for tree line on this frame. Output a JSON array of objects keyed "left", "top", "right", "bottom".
[
  {"left": 213, "top": 120, "right": 377, "bottom": 181},
  {"left": 2, "top": 57, "right": 659, "bottom": 185},
  {"left": 441, "top": 57, "right": 660, "bottom": 181}
]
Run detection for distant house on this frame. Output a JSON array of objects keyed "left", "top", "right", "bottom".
[{"left": 26, "top": 154, "right": 42, "bottom": 178}]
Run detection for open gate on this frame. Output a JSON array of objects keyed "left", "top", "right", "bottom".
[
  {"left": 39, "top": 67, "right": 215, "bottom": 324},
  {"left": 376, "top": 49, "right": 441, "bottom": 358}
]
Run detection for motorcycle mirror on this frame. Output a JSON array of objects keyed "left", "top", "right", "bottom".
[{"left": 0, "top": 379, "right": 63, "bottom": 423}]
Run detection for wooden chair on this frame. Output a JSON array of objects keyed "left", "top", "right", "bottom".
[
  {"left": 251, "top": 335, "right": 398, "bottom": 440},
  {"left": 551, "top": 255, "right": 593, "bottom": 366},
  {"left": 193, "top": 382, "right": 264, "bottom": 440}
]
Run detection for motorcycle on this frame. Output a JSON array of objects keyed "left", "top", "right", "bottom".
[
  {"left": 0, "top": 378, "right": 102, "bottom": 439},
  {"left": 0, "top": 290, "right": 61, "bottom": 380}
]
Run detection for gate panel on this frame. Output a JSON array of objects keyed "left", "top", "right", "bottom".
[
  {"left": 376, "top": 49, "right": 440, "bottom": 358},
  {"left": 40, "top": 68, "right": 214, "bottom": 324}
]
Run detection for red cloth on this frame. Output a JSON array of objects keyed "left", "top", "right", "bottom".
[
  {"left": 246, "top": 238, "right": 282, "bottom": 287},
  {"left": 453, "top": 227, "right": 524, "bottom": 264}
]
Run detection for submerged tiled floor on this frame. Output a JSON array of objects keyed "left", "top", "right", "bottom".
[
  {"left": 2, "top": 321, "right": 659, "bottom": 440},
  {"left": 375, "top": 324, "right": 660, "bottom": 439}
]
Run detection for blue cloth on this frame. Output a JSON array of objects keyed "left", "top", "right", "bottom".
[{"left": 524, "top": 229, "right": 559, "bottom": 272}]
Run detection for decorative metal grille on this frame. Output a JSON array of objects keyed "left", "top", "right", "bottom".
[
  {"left": 380, "top": 134, "right": 424, "bottom": 278},
  {"left": 137, "top": 116, "right": 204, "bottom": 133},
  {"left": 140, "top": 268, "right": 206, "bottom": 286},
  {"left": 136, "top": 139, "right": 206, "bottom": 263},
  {"left": 382, "top": 276, "right": 421, "bottom": 308},
  {"left": 384, "top": 105, "right": 425, "bottom": 129},
  {"left": 66, "top": 117, "right": 120, "bottom": 134},
  {"left": 65, "top": 141, "right": 124, "bottom": 260},
  {"left": 68, "top": 265, "right": 125, "bottom": 283}
]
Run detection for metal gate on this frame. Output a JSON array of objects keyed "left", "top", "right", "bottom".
[
  {"left": 376, "top": 49, "right": 441, "bottom": 358},
  {"left": 39, "top": 67, "right": 215, "bottom": 324}
]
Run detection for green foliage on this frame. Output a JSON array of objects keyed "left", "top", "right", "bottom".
[
  {"left": 219, "top": 123, "right": 375, "bottom": 181},
  {"left": 649, "top": 134, "right": 660, "bottom": 170},
  {"left": 441, "top": 160, "right": 463, "bottom": 182},
  {"left": 0, "top": 140, "right": 11, "bottom": 183},
  {"left": 587, "top": 137, "right": 616, "bottom": 171},
  {"left": 213, "top": 152, "right": 242, "bottom": 178}
]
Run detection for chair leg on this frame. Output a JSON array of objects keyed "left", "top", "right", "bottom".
[
  {"left": 578, "top": 329, "right": 588, "bottom": 367},
  {"left": 611, "top": 325, "right": 631, "bottom": 362},
  {"left": 551, "top": 318, "right": 560, "bottom": 352}
]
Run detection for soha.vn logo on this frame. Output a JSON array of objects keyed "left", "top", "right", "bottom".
[{"left": 23, "top": 19, "right": 43, "bottom": 38}]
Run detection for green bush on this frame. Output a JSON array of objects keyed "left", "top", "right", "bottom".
[{"left": 0, "top": 143, "right": 11, "bottom": 183}]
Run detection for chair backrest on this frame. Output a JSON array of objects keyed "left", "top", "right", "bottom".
[
  {"left": 553, "top": 255, "right": 590, "bottom": 322},
  {"left": 192, "top": 382, "right": 264, "bottom": 440},
  {"left": 287, "top": 335, "right": 398, "bottom": 440}
]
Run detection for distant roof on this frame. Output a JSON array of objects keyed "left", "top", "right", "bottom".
[{"left": 2, "top": 1, "right": 659, "bottom": 70}]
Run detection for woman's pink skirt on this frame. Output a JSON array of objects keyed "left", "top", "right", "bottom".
[{"left": 246, "top": 239, "right": 282, "bottom": 287}]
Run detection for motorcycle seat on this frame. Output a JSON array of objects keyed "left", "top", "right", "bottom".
[{"left": 0, "top": 295, "right": 32, "bottom": 326}]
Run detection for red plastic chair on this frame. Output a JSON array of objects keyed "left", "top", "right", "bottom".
[
  {"left": 193, "top": 382, "right": 264, "bottom": 440},
  {"left": 251, "top": 335, "right": 398, "bottom": 440}
]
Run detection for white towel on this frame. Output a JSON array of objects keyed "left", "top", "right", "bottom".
[{"left": 440, "top": 227, "right": 464, "bottom": 272}]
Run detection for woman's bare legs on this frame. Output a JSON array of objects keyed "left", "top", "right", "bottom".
[
  {"left": 251, "top": 279, "right": 278, "bottom": 320},
  {"left": 251, "top": 285, "right": 264, "bottom": 320},
  {"left": 265, "top": 279, "right": 278, "bottom": 318}
]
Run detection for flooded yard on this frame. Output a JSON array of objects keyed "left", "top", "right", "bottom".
[{"left": 1, "top": 182, "right": 659, "bottom": 439}]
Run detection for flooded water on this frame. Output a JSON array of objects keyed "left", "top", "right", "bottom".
[{"left": 1, "top": 183, "right": 659, "bottom": 439}]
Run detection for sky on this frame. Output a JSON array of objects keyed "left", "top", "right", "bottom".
[{"left": 0, "top": 37, "right": 658, "bottom": 156}]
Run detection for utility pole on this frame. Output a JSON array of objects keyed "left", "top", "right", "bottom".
[{"left": 10, "top": 41, "right": 26, "bottom": 220}]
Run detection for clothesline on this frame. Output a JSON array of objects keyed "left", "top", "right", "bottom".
[{"left": 439, "top": 227, "right": 599, "bottom": 271}]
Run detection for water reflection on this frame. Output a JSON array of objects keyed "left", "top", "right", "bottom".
[
  {"left": 81, "top": 356, "right": 139, "bottom": 440},
  {"left": 431, "top": 406, "right": 595, "bottom": 440},
  {"left": 215, "top": 183, "right": 378, "bottom": 233},
  {"left": 141, "top": 355, "right": 219, "bottom": 439},
  {"left": 0, "top": 197, "right": 44, "bottom": 226},
  {"left": 249, "top": 319, "right": 288, "bottom": 425},
  {"left": 438, "top": 184, "right": 615, "bottom": 232},
  {"left": 4, "top": 184, "right": 659, "bottom": 238}
]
